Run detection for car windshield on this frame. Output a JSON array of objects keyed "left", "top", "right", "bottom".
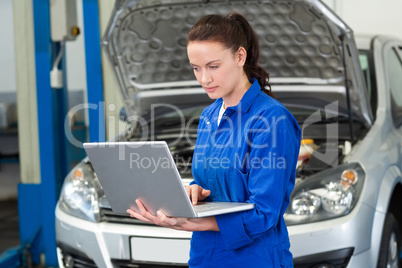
[{"left": 358, "top": 49, "right": 377, "bottom": 116}]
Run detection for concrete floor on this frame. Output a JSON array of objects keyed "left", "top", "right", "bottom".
[
  {"left": 0, "top": 198, "right": 19, "bottom": 255},
  {"left": 0, "top": 160, "right": 20, "bottom": 255}
]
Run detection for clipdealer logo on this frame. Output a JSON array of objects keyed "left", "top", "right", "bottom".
[{"left": 129, "top": 152, "right": 192, "bottom": 174}]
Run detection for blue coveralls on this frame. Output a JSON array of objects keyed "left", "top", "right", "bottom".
[{"left": 188, "top": 79, "right": 301, "bottom": 267}]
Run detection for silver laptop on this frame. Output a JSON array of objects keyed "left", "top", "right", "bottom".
[{"left": 83, "top": 141, "right": 254, "bottom": 218}]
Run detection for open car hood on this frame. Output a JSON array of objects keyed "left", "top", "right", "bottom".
[{"left": 103, "top": 0, "right": 373, "bottom": 127}]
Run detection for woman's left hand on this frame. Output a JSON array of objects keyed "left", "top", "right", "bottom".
[{"left": 126, "top": 199, "right": 219, "bottom": 232}]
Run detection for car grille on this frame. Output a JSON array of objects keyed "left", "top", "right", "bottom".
[
  {"left": 100, "top": 207, "right": 158, "bottom": 226},
  {"left": 112, "top": 259, "right": 188, "bottom": 268},
  {"left": 58, "top": 244, "right": 188, "bottom": 268},
  {"left": 293, "top": 247, "right": 354, "bottom": 268}
]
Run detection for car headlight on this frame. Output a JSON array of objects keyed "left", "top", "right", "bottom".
[
  {"left": 58, "top": 160, "right": 104, "bottom": 222},
  {"left": 284, "top": 163, "right": 365, "bottom": 225}
]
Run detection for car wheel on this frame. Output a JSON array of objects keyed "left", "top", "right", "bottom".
[{"left": 377, "top": 213, "right": 401, "bottom": 268}]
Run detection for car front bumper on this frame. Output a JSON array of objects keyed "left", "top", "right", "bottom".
[
  {"left": 56, "top": 206, "right": 192, "bottom": 268},
  {"left": 56, "top": 201, "right": 379, "bottom": 268}
]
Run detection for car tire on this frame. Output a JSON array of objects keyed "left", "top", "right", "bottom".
[{"left": 377, "top": 213, "right": 401, "bottom": 268}]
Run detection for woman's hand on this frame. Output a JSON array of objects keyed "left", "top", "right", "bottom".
[
  {"left": 185, "top": 184, "right": 211, "bottom": 205},
  {"left": 126, "top": 199, "right": 219, "bottom": 232}
]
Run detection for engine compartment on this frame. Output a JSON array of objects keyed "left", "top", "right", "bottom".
[{"left": 119, "top": 104, "right": 364, "bottom": 181}]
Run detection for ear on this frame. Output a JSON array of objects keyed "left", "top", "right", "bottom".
[{"left": 236, "top": 47, "right": 247, "bottom": 67}]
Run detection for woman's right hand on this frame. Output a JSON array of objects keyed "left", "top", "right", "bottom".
[{"left": 185, "top": 184, "right": 211, "bottom": 205}]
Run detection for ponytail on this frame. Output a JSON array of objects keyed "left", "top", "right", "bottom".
[{"left": 188, "top": 12, "right": 273, "bottom": 97}]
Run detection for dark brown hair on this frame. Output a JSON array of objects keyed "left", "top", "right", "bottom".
[{"left": 187, "top": 12, "right": 273, "bottom": 97}]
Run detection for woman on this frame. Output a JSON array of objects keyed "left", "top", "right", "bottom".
[{"left": 127, "top": 12, "right": 301, "bottom": 267}]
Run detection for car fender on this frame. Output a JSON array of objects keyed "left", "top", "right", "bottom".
[
  {"left": 374, "top": 165, "right": 402, "bottom": 214},
  {"left": 367, "top": 165, "right": 402, "bottom": 265}
]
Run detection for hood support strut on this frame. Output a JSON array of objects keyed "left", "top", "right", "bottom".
[{"left": 340, "top": 34, "right": 355, "bottom": 144}]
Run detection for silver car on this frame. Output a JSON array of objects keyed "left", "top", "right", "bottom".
[{"left": 55, "top": 0, "right": 402, "bottom": 267}]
